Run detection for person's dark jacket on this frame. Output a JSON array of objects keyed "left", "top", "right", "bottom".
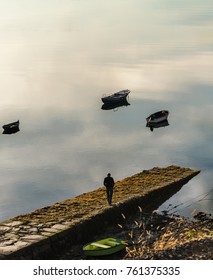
[{"left": 104, "top": 176, "right": 114, "bottom": 188}]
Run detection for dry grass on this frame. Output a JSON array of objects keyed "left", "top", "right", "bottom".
[
  {"left": 121, "top": 208, "right": 212, "bottom": 259},
  {"left": 7, "top": 166, "right": 199, "bottom": 228},
  {"left": 153, "top": 217, "right": 212, "bottom": 251}
]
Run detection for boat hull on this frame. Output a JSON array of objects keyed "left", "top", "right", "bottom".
[
  {"left": 2, "top": 120, "right": 20, "bottom": 134},
  {"left": 83, "top": 238, "right": 126, "bottom": 257},
  {"left": 101, "top": 89, "right": 130, "bottom": 104},
  {"left": 2, "top": 120, "right": 19, "bottom": 129},
  {"left": 146, "top": 110, "right": 169, "bottom": 124}
]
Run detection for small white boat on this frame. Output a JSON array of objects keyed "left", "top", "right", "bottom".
[
  {"left": 146, "top": 110, "right": 169, "bottom": 124},
  {"left": 101, "top": 89, "right": 130, "bottom": 104}
]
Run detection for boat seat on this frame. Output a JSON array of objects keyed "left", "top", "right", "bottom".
[
  {"left": 105, "top": 241, "right": 119, "bottom": 246},
  {"left": 91, "top": 242, "right": 111, "bottom": 249}
]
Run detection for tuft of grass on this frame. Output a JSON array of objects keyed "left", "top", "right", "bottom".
[
  {"left": 118, "top": 208, "right": 212, "bottom": 259},
  {"left": 121, "top": 213, "right": 126, "bottom": 220},
  {"left": 153, "top": 217, "right": 212, "bottom": 251}
]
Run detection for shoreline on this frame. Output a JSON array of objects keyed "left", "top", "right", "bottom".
[
  {"left": 55, "top": 211, "right": 212, "bottom": 260},
  {"left": 0, "top": 165, "right": 200, "bottom": 259}
]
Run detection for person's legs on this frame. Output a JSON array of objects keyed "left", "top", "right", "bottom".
[
  {"left": 109, "top": 188, "right": 113, "bottom": 205},
  {"left": 106, "top": 188, "right": 110, "bottom": 205}
]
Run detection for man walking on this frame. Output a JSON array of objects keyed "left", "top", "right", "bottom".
[{"left": 103, "top": 173, "right": 115, "bottom": 206}]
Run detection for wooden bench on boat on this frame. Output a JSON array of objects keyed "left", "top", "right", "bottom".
[{"left": 90, "top": 242, "right": 111, "bottom": 248}]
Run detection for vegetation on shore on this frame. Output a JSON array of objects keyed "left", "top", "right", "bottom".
[
  {"left": 2, "top": 165, "right": 206, "bottom": 260},
  {"left": 120, "top": 208, "right": 213, "bottom": 260},
  {"left": 55, "top": 209, "right": 212, "bottom": 260}
]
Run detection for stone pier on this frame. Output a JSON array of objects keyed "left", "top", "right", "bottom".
[{"left": 0, "top": 165, "right": 200, "bottom": 260}]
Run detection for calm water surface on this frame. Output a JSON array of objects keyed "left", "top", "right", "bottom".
[{"left": 0, "top": 0, "right": 213, "bottom": 221}]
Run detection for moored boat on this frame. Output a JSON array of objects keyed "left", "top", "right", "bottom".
[
  {"left": 2, "top": 120, "right": 20, "bottom": 134},
  {"left": 101, "top": 89, "right": 130, "bottom": 104},
  {"left": 83, "top": 237, "right": 126, "bottom": 257},
  {"left": 146, "top": 110, "right": 169, "bottom": 124}
]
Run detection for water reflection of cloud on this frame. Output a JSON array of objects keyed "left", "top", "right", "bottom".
[
  {"left": 0, "top": 91, "right": 213, "bottom": 220},
  {"left": 0, "top": 0, "right": 213, "bottom": 220},
  {"left": 111, "top": 52, "right": 213, "bottom": 101},
  {"left": 157, "top": 0, "right": 213, "bottom": 26},
  {"left": 158, "top": 169, "right": 213, "bottom": 217},
  {"left": 0, "top": 1, "right": 212, "bottom": 110}
]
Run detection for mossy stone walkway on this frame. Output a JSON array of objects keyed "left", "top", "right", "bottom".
[{"left": 0, "top": 165, "right": 199, "bottom": 259}]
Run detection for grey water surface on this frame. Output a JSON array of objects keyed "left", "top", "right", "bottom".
[{"left": 0, "top": 0, "right": 213, "bottom": 221}]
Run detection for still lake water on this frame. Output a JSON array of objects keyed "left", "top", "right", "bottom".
[{"left": 0, "top": 0, "right": 212, "bottom": 222}]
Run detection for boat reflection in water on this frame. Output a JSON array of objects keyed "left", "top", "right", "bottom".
[
  {"left": 146, "top": 119, "right": 169, "bottom": 132},
  {"left": 2, "top": 120, "right": 20, "bottom": 134},
  {"left": 101, "top": 99, "right": 130, "bottom": 111}
]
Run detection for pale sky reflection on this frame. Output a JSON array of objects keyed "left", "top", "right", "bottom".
[{"left": 0, "top": 0, "right": 213, "bottom": 220}]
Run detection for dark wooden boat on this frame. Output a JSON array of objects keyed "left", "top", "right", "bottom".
[
  {"left": 2, "top": 120, "right": 20, "bottom": 134},
  {"left": 101, "top": 89, "right": 130, "bottom": 104},
  {"left": 146, "top": 110, "right": 169, "bottom": 124}
]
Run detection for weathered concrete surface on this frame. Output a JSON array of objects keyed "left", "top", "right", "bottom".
[{"left": 0, "top": 165, "right": 200, "bottom": 260}]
